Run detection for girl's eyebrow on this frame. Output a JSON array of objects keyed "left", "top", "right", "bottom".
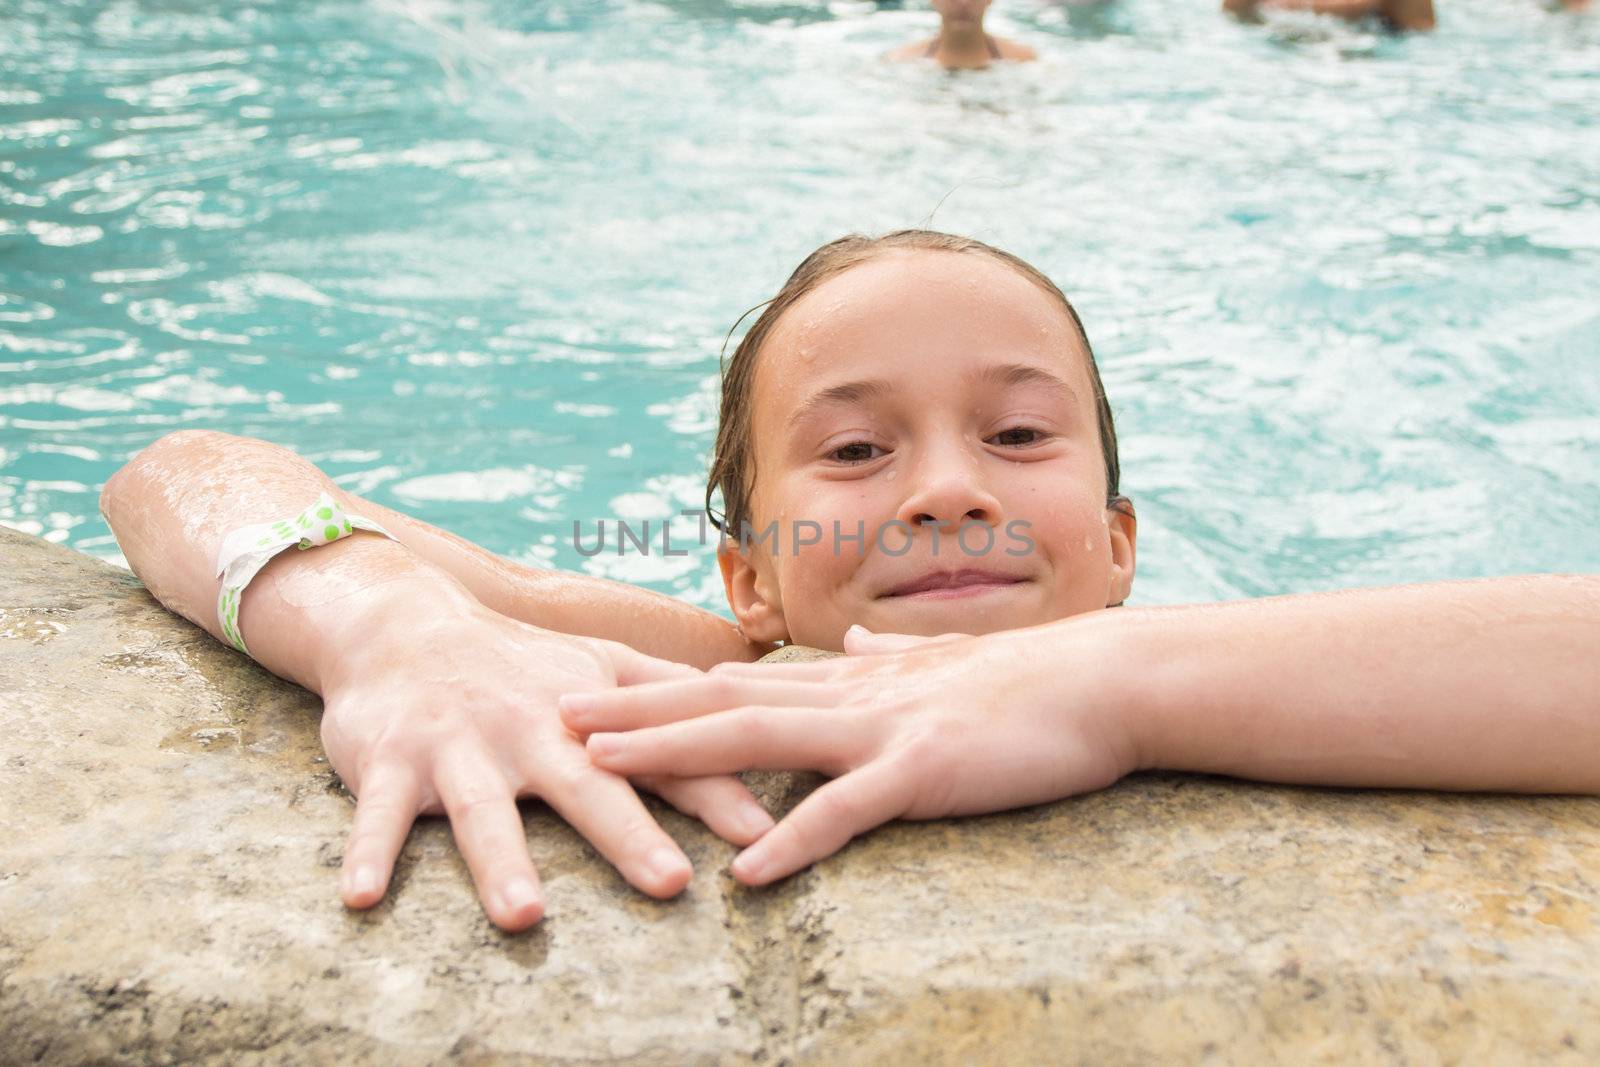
[
  {"left": 973, "top": 361, "right": 1082, "bottom": 406},
  {"left": 788, "top": 378, "right": 893, "bottom": 428},
  {"left": 788, "top": 363, "right": 1082, "bottom": 431}
]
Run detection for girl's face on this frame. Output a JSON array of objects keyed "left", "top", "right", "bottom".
[
  {"left": 932, "top": 0, "right": 992, "bottom": 25},
  {"left": 719, "top": 250, "right": 1136, "bottom": 651}
]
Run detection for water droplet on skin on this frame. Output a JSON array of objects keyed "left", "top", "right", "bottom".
[
  {"left": 1083, "top": 534, "right": 1093, "bottom": 551},
  {"left": 886, "top": 470, "right": 898, "bottom": 481}
]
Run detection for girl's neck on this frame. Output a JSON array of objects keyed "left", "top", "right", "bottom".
[{"left": 935, "top": 20, "right": 992, "bottom": 64}]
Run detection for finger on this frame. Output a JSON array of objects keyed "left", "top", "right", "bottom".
[
  {"left": 433, "top": 746, "right": 546, "bottom": 931},
  {"left": 559, "top": 674, "right": 839, "bottom": 733},
  {"left": 339, "top": 760, "right": 422, "bottom": 910},
  {"left": 586, "top": 706, "right": 858, "bottom": 778},
  {"left": 633, "top": 773, "right": 776, "bottom": 846},
  {"left": 850, "top": 626, "right": 975, "bottom": 642},
  {"left": 561, "top": 643, "right": 706, "bottom": 742},
  {"left": 842, "top": 626, "right": 968, "bottom": 656},
  {"left": 729, "top": 761, "right": 911, "bottom": 886},
  {"left": 595, "top": 639, "right": 705, "bottom": 687},
  {"left": 533, "top": 759, "right": 694, "bottom": 899},
  {"left": 707, "top": 658, "right": 847, "bottom": 681},
  {"left": 843, "top": 628, "right": 926, "bottom": 655}
]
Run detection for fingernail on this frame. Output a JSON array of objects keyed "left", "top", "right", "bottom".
[
  {"left": 647, "top": 847, "right": 690, "bottom": 885},
  {"left": 587, "top": 733, "right": 625, "bottom": 759},
  {"left": 731, "top": 847, "right": 768, "bottom": 884},
  {"left": 346, "top": 865, "right": 381, "bottom": 900},
  {"left": 498, "top": 877, "right": 541, "bottom": 916}
]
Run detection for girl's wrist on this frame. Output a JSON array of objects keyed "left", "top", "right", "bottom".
[
  {"left": 1024, "top": 608, "right": 1158, "bottom": 780},
  {"left": 1099, "top": 604, "right": 1219, "bottom": 775},
  {"left": 281, "top": 540, "right": 488, "bottom": 694},
  {"left": 1087, "top": 601, "right": 1265, "bottom": 779}
]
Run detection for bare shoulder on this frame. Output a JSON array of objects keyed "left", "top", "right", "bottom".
[{"left": 996, "top": 36, "right": 1038, "bottom": 61}]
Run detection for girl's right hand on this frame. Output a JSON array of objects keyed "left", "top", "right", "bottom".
[{"left": 317, "top": 593, "right": 774, "bottom": 931}]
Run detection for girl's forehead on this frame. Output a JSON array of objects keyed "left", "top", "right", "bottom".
[
  {"left": 758, "top": 250, "right": 1091, "bottom": 401},
  {"left": 775, "top": 251, "right": 1063, "bottom": 343}
]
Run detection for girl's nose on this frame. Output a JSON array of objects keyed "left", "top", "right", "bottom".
[{"left": 894, "top": 447, "right": 1003, "bottom": 534}]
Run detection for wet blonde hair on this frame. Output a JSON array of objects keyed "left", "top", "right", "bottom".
[{"left": 705, "top": 229, "right": 1129, "bottom": 535}]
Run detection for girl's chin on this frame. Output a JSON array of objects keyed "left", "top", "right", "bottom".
[
  {"left": 788, "top": 589, "right": 1068, "bottom": 651},
  {"left": 850, "top": 595, "right": 1041, "bottom": 641}
]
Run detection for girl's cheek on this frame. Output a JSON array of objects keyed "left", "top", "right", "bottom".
[
  {"left": 776, "top": 545, "right": 852, "bottom": 650},
  {"left": 785, "top": 490, "right": 876, "bottom": 601},
  {"left": 1016, "top": 491, "right": 1105, "bottom": 558}
]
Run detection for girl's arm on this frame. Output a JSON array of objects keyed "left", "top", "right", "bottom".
[
  {"left": 98, "top": 430, "right": 775, "bottom": 929},
  {"left": 1122, "top": 576, "right": 1599, "bottom": 792},
  {"left": 559, "top": 576, "right": 1600, "bottom": 885},
  {"left": 114, "top": 430, "right": 767, "bottom": 669}
]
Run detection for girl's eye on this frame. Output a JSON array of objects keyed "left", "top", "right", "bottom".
[
  {"left": 828, "top": 441, "right": 883, "bottom": 464},
  {"left": 990, "top": 426, "right": 1050, "bottom": 447}
]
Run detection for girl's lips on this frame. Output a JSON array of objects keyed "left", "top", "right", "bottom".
[
  {"left": 881, "top": 570, "right": 1028, "bottom": 598},
  {"left": 891, "top": 580, "right": 1025, "bottom": 601}
]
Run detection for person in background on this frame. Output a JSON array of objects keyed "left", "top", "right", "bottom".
[
  {"left": 887, "top": 0, "right": 1038, "bottom": 69},
  {"left": 1222, "top": 0, "right": 1435, "bottom": 31}
]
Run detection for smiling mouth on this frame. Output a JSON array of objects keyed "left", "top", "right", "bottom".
[{"left": 881, "top": 571, "right": 1028, "bottom": 599}]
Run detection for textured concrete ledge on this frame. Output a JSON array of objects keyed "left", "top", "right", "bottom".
[{"left": 3, "top": 523, "right": 1599, "bottom": 1065}]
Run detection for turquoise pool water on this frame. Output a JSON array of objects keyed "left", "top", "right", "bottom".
[{"left": 3, "top": 0, "right": 1597, "bottom": 614}]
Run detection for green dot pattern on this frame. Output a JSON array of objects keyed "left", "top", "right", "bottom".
[
  {"left": 218, "top": 585, "right": 248, "bottom": 654},
  {"left": 217, "top": 494, "right": 396, "bottom": 661}
]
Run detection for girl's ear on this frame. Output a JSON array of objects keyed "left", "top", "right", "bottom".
[
  {"left": 718, "top": 542, "right": 791, "bottom": 644},
  {"left": 1105, "top": 501, "right": 1137, "bottom": 608}
]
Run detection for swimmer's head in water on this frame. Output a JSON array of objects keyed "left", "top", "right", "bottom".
[
  {"left": 932, "top": 0, "right": 992, "bottom": 26},
  {"left": 705, "top": 230, "right": 1136, "bottom": 651}
]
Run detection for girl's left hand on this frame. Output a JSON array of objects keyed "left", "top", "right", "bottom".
[{"left": 558, "top": 622, "right": 1139, "bottom": 886}]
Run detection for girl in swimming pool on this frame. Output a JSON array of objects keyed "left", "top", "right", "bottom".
[
  {"left": 548, "top": 230, "right": 1598, "bottom": 886},
  {"left": 886, "top": 0, "right": 1038, "bottom": 69},
  {"left": 102, "top": 231, "right": 1600, "bottom": 931}
]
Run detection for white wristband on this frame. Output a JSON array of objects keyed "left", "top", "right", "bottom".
[{"left": 213, "top": 492, "right": 397, "bottom": 655}]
